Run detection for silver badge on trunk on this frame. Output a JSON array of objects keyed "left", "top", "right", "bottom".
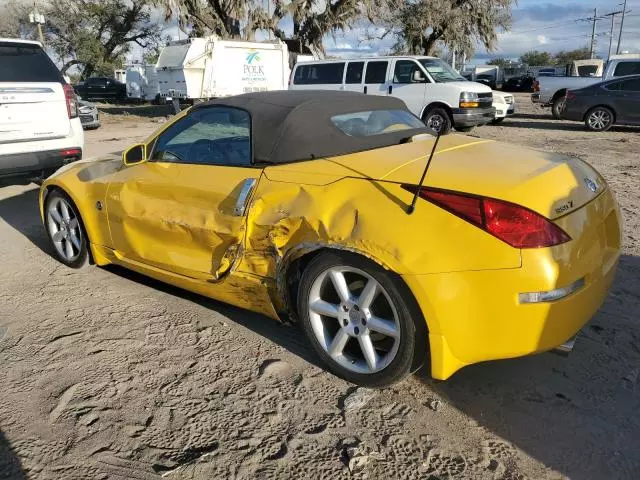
[{"left": 584, "top": 177, "right": 598, "bottom": 193}]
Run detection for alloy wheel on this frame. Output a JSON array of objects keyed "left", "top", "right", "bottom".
[
  {"left": 588, "top": 110, "right": 612, "bottom": 131},
  {"left": 307, "top": 266, "right": 401, "bottom": 374},
  {"left": 46, "top": 197, "right": 82, "bottom": 262},
  {"left": 426, "top": 114, "right": 444, "bottom": 132}
]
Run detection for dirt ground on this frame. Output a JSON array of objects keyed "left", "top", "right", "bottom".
[{"left": 0, "top": 93, "right": 639, "bottom": 480}]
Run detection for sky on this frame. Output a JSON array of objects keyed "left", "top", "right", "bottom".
[{"left": 320, "top": 0, "right": 640, "bottom": 63}]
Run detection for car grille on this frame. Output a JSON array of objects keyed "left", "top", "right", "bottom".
[{"left": 80, "top": 114, "right": 94, "bottom": 122}]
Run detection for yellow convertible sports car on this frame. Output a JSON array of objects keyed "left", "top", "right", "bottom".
[{"left": 40, "top": 91, "right": 621, "bottom": 387}]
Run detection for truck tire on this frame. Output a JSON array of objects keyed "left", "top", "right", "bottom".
[
  {"left": 422, "top": 107, "right": 452, "bottom": 135},
  {"left": 552, "top": 94, "right": 566, "bottom": 120}
]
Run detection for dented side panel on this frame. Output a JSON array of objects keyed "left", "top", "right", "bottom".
[
  {"left": 106, "top": 162, "right": 262, "bottom": 280},
  {"left": 240, "top": 172, "right": 522, "bottom": 284}
]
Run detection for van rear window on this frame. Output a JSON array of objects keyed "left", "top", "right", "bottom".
[
  {"left": 0, "top": 43, "right": 64, "bottom": 82},
  {"left": 293, "top": 63, "right": 345, "bottom": 85}
]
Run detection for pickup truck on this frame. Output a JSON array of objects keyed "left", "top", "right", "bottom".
[{"left": 532, "top": 55, "right": 640, "bottom": 118}]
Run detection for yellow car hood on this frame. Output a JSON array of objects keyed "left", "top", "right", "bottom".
[{"left": 326, "top": 134, "right": 605, "bottom": 220}]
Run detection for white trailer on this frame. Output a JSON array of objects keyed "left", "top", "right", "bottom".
[{"left": 155, "top": 36, "right": 289, "bottom": 101}]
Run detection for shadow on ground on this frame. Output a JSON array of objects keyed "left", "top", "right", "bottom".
[
  {"left": 0, "top": 430, "right": 27, "bottom": 479},
  {"left": 505, "top": 113, "right": 640, "bottom": 133},
  {"left": 98, "top": 104, "right": 173, "bottom": 118},
  {"left": 1, "top": 185, "right": 640, "bottom": 479}
]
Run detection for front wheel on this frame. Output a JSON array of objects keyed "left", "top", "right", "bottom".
[
  {"left": 44, "top": 191, "right": 89, "bottom": 268},
  {"left": 585, "top": 107, "right": 614, "bottom": 132},
  {"left": 297, "top": 251, "right": 419, "bottom": 388},
  {"left": 422, "top": 107, "right": 452, "bottom": 135}
]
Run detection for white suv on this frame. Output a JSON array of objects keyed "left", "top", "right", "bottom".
[{"left": 0, "top": 39, "right": 83, "bottom": 184}]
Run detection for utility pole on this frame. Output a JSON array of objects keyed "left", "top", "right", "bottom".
[
  {"left": 604, "top": 10, "right": 624, "bottom": 60},
  {"left": 29, "top": 3, "right": 46, "bottom": 46},
  {"left": 617, "top": 0, "right": 629, "bottom": 54},
  {"left": 589, "top": 8, "right": 598, "bottom": 59}
]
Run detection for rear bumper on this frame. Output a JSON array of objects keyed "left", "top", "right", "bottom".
[
  {"left": 404, "top": 188, "right": 622, "bottom": 380},
  {"left": 452, "top": 107, "right": 496, "bottom": 127},
  {"left": 531, "top": 93, "right": 551, "bottom": 106},
  {"left": 561, "top": 105, "right": 584, "bottom": 122},
  {"left": 0, "top": 147, "right": 82, "bottom": 180}
]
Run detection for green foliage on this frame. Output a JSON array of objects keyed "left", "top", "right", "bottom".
[
  {"left": 554, "top": 47, "right": 591, "bottom": 65},
  {"left": 45, "top": 0, "right": 162, "bottom": 78},
  {"left": 520, "top": 50, "right": 554, "bottom": 66},
  {"left": 370, "top": 0, "right": 515, "bottom": 59}
]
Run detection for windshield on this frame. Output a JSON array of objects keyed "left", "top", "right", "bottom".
[{"left": 419, "top": 58, "right": 466, "bottom": 83}]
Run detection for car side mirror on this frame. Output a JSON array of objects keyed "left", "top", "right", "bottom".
[{"left": 123, "top": 143, "right": 146, "bottom": 166}]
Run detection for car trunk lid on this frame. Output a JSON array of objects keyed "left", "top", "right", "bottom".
[{"left": 330, "top": 134, "right": 604, "bottom": 220}]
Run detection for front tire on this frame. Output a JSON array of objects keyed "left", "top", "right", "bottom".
[
  {"left": 297, "top": 251, "right": 418, "bottom": 388},
  {"left": 422, "top": 107, "right": 452, "bottom": 135},
  {"left": 585, "top": 107, "right": 614, "bottom": 132},
  {"left": 44, "top": 191, "right": 89, "bottom": 268}
]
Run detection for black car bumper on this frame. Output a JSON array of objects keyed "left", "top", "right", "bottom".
[
  {"left": 452, "top": 107, "right": 496, "bottom": 127},
  {"left": 0, "top": 148, "right": 82, "bottom": 180},
  {"left": 561, "top": 104, "right": 585, "bottom": 122}
]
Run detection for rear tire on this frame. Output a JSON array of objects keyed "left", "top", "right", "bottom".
[
  {"left": 44, "top": 191, "right": 89, "bottom": 269},
  {"left": 422, "top": 107, "right": 452, "bottom": 135},
  {"left": 552, "top": 94, "right": 566, "bottom": 119},
  {"left": 297, "top": 251, "right": 420, "bottom": 388},
  {"left": 585, "top": 107, "right": 614, "bottom": 132}
]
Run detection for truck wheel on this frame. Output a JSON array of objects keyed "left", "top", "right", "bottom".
[
  {"left": 422, "top": 107, "right": 452, "bottom": 135},
  {"left": 585, "top": 107, "right": 614, "bottom": 132},
  {"left": 552, "top": 95, "right": 566, "bottom": 119}
]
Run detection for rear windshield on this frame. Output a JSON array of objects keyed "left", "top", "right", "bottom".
[
  {"left": 0, "top": 42, "right": 63, "bottom": 82},
  {"left": 331, "top": 109, "right": 425, "bottom": 137}
]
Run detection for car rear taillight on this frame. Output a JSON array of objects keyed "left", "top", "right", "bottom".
[
  {"left": 566, "top": 91, "right": 577, "bottom": 101},
  {"left": 402, "top": 186, "right": 571, "bottom": 248},
  {"left": 63, "top": 83, "right": 78, "bottom": 119},
  {"left": 533, "top": 80, "right": 540, "bottom": 92}
]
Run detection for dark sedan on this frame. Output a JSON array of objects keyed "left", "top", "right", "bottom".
[
  {"left": 562, "top": 75, "right": 640, "bottom": 131},
  {"left": 74, "top": 76, "right": 126, "bottom": 102}
]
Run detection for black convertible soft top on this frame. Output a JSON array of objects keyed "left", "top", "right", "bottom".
[{"left": 192, "top": 90, "right": 432, "bottom": 164}]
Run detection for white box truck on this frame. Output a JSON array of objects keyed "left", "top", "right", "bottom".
[
  {"left": 156, "top": 36, "right": 289, "bottom": 102},
  {"left": 125, "top": 64, "right": 160, "bottom": 102}
]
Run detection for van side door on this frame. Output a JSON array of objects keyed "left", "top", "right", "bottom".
[
  {"left": 389, "top": 59, "right": 428, "bottom": 117},
  {"left": 363, "top": 60, "right": 389, "bottom": 96}
]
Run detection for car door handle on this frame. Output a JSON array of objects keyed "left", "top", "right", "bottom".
[{"left": 233, "top": 178, "right": 257, "bottom": 216}]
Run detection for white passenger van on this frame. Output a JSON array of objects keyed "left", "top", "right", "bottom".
[{"left": 289, "top": 56, "right": 494, "bottom": 134}]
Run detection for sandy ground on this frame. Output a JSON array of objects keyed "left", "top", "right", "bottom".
[{"left": 0, "top": 93, "right": 639, "bottom": 480}]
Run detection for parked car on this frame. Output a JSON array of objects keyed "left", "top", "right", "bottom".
[
  {"left": 39, "top": 90, "right": 621, "bottom": 387},
  {"left": 502, "top": 76, "right": 534, "bottom": 92},
  {"left": 73, "top": 76, "right": 126, "bottom": 102},
  {"left": 532, "top": 54, "right": 640, "bottom": 118},
  {"left": 491, "top": 91, "right": 515, "bottom": 123},
  {"left": 77, "top": 97, "right": 100, "bottom": 130},
  {"left": 562, "top": 75, "right": 640, "bottom": 132},
  {"left": 289, "top": 56, "right": 494, "bottom": 134},
  {"left": 0, "top": 38, "right": 83, "bottom": 184},
  {"left": 476, "top": 73, "right": 498, "bottom": 89}
]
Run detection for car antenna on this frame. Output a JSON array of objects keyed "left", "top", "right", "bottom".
[{"left": 406, "top": 128, "right": 443, "bottom": 215}]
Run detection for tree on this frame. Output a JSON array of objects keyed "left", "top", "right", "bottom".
[
  {"left": 520, "top": 50, "right": 553, "bottom": 66},
  {"left": 45, "top": 0, "right": 162, "bottom": 78},
  {"left": 0, "top": 1, "right": 35, "bottom": 39},
  {"left": 554, "top": 47, "right": 591, "bottom": 65},
  {"left": 488, "top": 57, "right": 510, "bottom": 67},
  {"left": 158, "top": 0, "right": 375, "bottom": 55},
  {"left": 368, "top": 0, "right": 515, "bottom": 59}
]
